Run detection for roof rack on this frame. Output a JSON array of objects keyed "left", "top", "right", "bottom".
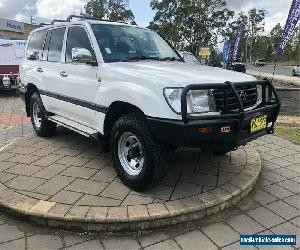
[
  {"left": 39, "top": 23, "right": 51, "bottom": 27},
  {"left": 66, "top": 15, "right": 128, "bottom": 24},
  {"left": 51, "top": 19, "right": 66, "bottom": 25}
]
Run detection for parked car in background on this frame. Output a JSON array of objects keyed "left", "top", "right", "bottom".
[
  {"left": 179, "top": 51, "right": 200, "bottom": 65},
  {"left": 292, "top": 65, "right": 300, "bottom": 76},
  {"left": 254, "top": 59, "right": 266, "bottom": 67},
  {"left": 19, "top": 15, "right": 280, "bottom": 190},
  {"left": 226, "top": 58, "right": 246, "bottom": 73}
]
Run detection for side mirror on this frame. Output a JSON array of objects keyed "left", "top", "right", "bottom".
[{"left": 71, "top": 47, "right": 97, "bottom": 65}]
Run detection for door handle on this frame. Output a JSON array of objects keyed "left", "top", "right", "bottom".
[
  {"left": 60, "top": 71, "right": 68, "bottom": 77},
  {"left": 37, "top": 68, "right": 43, "bottom": 73}
]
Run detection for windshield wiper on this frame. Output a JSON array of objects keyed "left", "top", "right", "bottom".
[
  {"left": 159, "top": 56, "right": 183, "bottom": 62},
  {"left": 122, "top": 56, "right": 161, "bottom": 62}
]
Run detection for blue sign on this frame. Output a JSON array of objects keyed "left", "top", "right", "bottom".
[
  {"left": 233, "top": 25, "right": 245, "bottom": 59},
  {"left": 223, "top": 41, "right": 230, "bottom": 66}
]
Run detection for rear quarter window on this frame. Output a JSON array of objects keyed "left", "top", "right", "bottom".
[{"left": 26, "top": 29, "right": 47, "bottom": 60}]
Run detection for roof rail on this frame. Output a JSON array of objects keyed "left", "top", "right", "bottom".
[
  {"left": 39, "top": 23, "right": 51, "bottom": 27},
  {"left": 66, "top": 15, "right": 128, "bottom": 24},
  {"left": 51, "top": 19, "right": 66, "bottom": 25}
]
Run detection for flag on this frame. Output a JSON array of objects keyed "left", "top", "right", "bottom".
[
  {"left": 223, "top": 41, "right": 230, "bottom": 66},
  {"left": 233, "top": 25, "right": 245, "bottom": 59},
  {"left": 276, "top": 0, "right": 300, "bottom": 57}
]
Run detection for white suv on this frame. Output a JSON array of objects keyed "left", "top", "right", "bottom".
[{"left": 19, "top": 15, "right": 280, "bottom": 190}]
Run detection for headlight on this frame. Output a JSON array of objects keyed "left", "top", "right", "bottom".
[{"left": 164, "top": 88, "right": 216, "bottom": 114}]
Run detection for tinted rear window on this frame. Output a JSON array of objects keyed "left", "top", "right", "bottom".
[
  {"left": 26, "top": 29, "right": 47, "bottom": 60},
  {"left": 48, "top": 28, "right": 66, "bottom": 62}
]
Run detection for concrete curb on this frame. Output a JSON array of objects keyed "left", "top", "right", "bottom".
[{"left": 0, "top": 137, "right": 261, "bottom": 232}]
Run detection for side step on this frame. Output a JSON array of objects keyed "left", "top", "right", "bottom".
[{"left": 48, "top": 115, "right": 102, "bottom": 141}]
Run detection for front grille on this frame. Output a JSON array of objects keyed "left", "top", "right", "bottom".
[{"left": 213, "top": 83, "right": 258, "bottom": 112}]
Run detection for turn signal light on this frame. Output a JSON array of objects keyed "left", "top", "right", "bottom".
[{"left": 198, "top": 127, "right": 212, "bottom": 134}]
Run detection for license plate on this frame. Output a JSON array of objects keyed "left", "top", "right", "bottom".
[{"left": 250, "top": 115, "right": 267, "bottom": 133}]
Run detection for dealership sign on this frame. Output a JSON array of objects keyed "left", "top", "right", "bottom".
[{"left": 0, "top": 18, "right": 25, "bottom": 33}]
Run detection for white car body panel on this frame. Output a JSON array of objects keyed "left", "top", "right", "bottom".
[{"left": 20, "top": 21, "right": 258, "bottom": 136}]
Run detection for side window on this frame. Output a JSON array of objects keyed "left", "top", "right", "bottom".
[
  {"left": 65, "top": 26, "right": 94, "bottom": 63},
  {"left": 48, "top": 28, "right": 66, "bottom": 62},
  {"left": 26, "top": 30, "right": 47, "bottom": 60}
]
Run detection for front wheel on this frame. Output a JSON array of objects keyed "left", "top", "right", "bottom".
[
  {"left": 30, "top": 93, "right": 56, "bottom": 137},
  {"left": 111, "top": 113, "right": 167, "bottom": 191}
]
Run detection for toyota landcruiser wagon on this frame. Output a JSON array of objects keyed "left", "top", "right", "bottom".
[{"left": 19, "top": 15, "right": 280, "bottom": 191}]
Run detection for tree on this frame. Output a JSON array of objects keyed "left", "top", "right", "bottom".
[
  {"left": 84, "top": 0, "right": 135, "bottom": 23},
  {"left": 149, "top": 0, "right": 234, "bottom": 55}
]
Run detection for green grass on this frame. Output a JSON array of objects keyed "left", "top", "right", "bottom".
[{"left": 274, "top": 126, "right": 300, "bottom": 145}]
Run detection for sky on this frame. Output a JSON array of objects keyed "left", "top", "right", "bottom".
[{"left": 0, "top": 0, "right": 294, "bottom": 34}]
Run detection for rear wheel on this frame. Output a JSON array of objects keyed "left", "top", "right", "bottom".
[
  {"left": 30, "top": 93, "right": 56, "bottom": 137},
  {"left": 111, "top": 113, "right": 167, "bottom": 191}
]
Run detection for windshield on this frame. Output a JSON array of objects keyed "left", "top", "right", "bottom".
[{"left": 92, "top": 24, "right": 181, "bottom": 63}]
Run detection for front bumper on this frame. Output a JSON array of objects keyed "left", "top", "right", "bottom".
[{"left": 147, "top": 80, "right": 280, "bottom": 151}]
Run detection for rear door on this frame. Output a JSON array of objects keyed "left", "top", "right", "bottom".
[
  {"left": 57, "top": 25, "right": 99, "bottom": 127},
  {"left": 39, "top": 27, "right": 66, "bottom": 115}
]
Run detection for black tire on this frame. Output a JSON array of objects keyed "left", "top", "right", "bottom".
[
  {"left": 30, "top": 93, "right": 56, "bottom": 137},
  {"left": 111, "top": 113, "right": 167, "bottom": 191},
  {"left": 293, "top": 70, "right": 296, "bottom": 76}
]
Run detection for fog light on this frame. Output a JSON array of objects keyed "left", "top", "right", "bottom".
[{"left": 199, "top": 127, "right": 212, "bottom": 134}]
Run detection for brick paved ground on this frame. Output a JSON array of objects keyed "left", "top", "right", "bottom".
[{"left": 0, "top": 94, "right": 298, "bottom": 249}]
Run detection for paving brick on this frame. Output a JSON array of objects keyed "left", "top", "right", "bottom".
[
  {"left": 175, "top": 230, "right": 217, "bottom": 250},
  {"left": 48, "top": 204, "right": 71, "bottom": 217},
  {"left": 0, "top": 161, "right": 17, "bottom": 172},
  {"left": 265, "top": 200, "right": 299, "bottom": 220},
  {"left": 180, "top": 172, "right": 218, "bottom": 186},
  {"left": 0, "top": 237, "right": 25, "bottom": 249},
  {"left": 7, "top": 154, "right": 40, "bottom": 164},
  {"left": 82, "top": 155, "right": 111, "bottom": 170},
  {"left": 86, "top": 207, "right": 108, "bottom": 220},
  {"left": 0, "top": 224, "right": 24, "bottom": 243},
  {"left": 122, "top": 194, "right": 154, "bottom": 206},
  {"left": 201, "top": 222, "right": 240, "bottom": 247},
  {"left": 61, "top": 166, "right": 97, "bottom": 179},
  {"left": 6, "top": 175, "right": 46, "bottom": 192},
  {"left": 223, "top": 242, "right": 257, "bottom": 250},
  {"left": 277, "top": 179, "right": 299, "bottom": 193},
  {"left": 138, "top": 231, "right": 170, "bottom": 247},
  {"left": 252, "top": 189, "right": 278, "bottom": 205},
  {"left": 290, "top": 216, "right": 300, "bottom": 228},
  {"left": 8, "top": 146, "right": 38, "bottom": 155},
  {"left": 5, "top": 164, "right": 43, "bottom": 176},
  {"left": 226, "top": 214, "right": 265, "bottom": 234},
  {"left": 27, "top": 234, "right": 63, "bottom": 250},
  {"left": 31, "top": 146, "right": 60, "bottom": 157},
  {"left": 34, "top": 175, "right": 75, "bottom": 196},
  {"left": 100, "top": 178, "right": 131, "bottom": 201},
  {"left": 0, "top": 172, "right": 17, "bottom": 183},
  {"left": 54, "top": 147, "right": 82, "bottom": 157},
  {"left": 76, "top": 195, "right": 121, "bottom": 207},
  {"left": 284, "top": 194, "right": 299, "bottom": 208},
  {"left": 91, "top": 165, "right": 117, "bottom": 183},
  {"left": 33, "top": 154, "right": 63, "bottom": 167},
  {"left": 133, "top": 185, "right": 173, "bottom": 201},
  {"left": 0, "top": 152, "right": 16, "bottom": 162},
  {"left": 50, "top": 190, "right": 83, "bottom": 205},
  {"left": 247, "top": 207, "right": 285, "bottom": 228},
  {"left": 65, "top": 179, "right": 108, "bottom": 195},
  {"left": 262, "top": 184, "right": 293, "bottom": 199},
  {"left": 107, "top": 206, "right": 128, "bottom": 221},
  {"left": 67, "top": 240, "right": 104, "bottom": 250},
  {"left": 170, "top": 182, "right": 202, "bottom": 200},
  {"left": 261, "top": 170, "right": 287, "bottom": 183},
  {"left": 58, "top": 156, "right": 91, "bottom": 167},
  {"left": 66, "top": 206, "right": 90, "bottom": 218},
  {"left": 102, "top": 236, "right": 140, "bottom": 250},
  {"left": 33, "top": 163, "right": 69, "bottom": 179},
  {"left": 273, "top": 168, "right": 299, "bottom": 179},
  {"left": 144, "top": 239, "right": 180, "bottom": 250}
]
